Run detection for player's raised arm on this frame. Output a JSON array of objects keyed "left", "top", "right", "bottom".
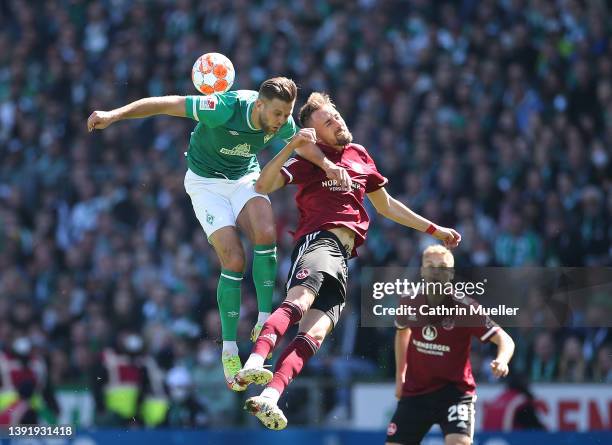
[
  {"left": 367, "top": 187, "right": 462, "bottom": 248},
  {"left": 489, "top": 329, "right": 515, "bottom": 378},
  {"left": 87, "top": 96, "right": 187, "bottom": 131},
  {"left": 254, "top": 128, "right": 317, "bottom": 194}
]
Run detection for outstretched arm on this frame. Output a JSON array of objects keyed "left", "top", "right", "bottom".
[
  {"left": 489, "top": 329, "right": 515, "bottom": 378},
  {"left": 367, "top": 187, "right": 461, "bottom": 248},
  {"left": 87, "top": 96, "right": 186, "bottom": 131},
  {"left": 255, "top": 128, "right": 317, "bottom": 194}
]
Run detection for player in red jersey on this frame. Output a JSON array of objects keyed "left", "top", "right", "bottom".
[
  {"left": 233, "top": 92, "right": 462, "bottom": 430},
  {"left": 386, "top": 245, "right": 515, "bottom": 445}
]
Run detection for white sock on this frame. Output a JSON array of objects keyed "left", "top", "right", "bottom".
[
  {"left": 222, "top": 341, "right": 239, "bottom": 356},
  {"left": 244, "top": 353, "right": 265, "bottom": 370},
  {"left": 261, "top": 387, "right": 280, "bottom": 404},
  {"left": 257, "top": 312, "right": 270, "bottom": 325}
]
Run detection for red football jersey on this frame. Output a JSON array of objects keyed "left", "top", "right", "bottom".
[
  {"left": 395, "top": 294, "right": 500, "bottom": 396},
  {"left": 280, "top": 142, "right": 388, "bottom": 256}
]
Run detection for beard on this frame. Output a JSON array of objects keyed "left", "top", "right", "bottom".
[
  {"left": 258, "top": 114, "right": 277, "bottom": 134},
  {"left": 335, "top": 128, "right": 353, "bottom": 145}
]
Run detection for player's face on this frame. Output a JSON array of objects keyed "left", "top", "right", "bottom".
[
  {"left": 421, "top": 252, "right": 454, "bottom": 283},
  {"left": 257, "top": 98, "right": 295, "bottom": 134},
  {"left": 310, "top": 105, "right": 353, "bottom": 147}
]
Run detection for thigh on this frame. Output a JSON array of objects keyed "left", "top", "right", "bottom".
[
  {"left": 209, "top": 226, "right": 245, "bottom": 270},
  {"left": 184, "top": 170, "right": 235, "bottom": 238},
  {"left": 286, "top": 233, "right": 347, "bottom": 297},
  {"left": 232, "top": 172, "right": 272, "bottom": 231},
  {"left": 298, "top": 308, "right": 334, "bottom": 342},
  {"left": 310, "top": 278, "right": 346, "bottom": 329},
  {"left": 236, "top": 195, "right": 276, "bottom": 245},
  {"left": 437, "top": 387, "right": 475, "bottom": 443},
  {"left": 386, "top": 397, "right": 434, "bottom": 445}
]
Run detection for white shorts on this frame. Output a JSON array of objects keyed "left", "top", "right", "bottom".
[{"left": 184, "top": 169, "right": 270, "bottom": 239}]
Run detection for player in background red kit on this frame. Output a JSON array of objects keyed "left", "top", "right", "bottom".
[
  {"left": 233, "top": 92, "right": 461, "bottom": 430},
  {"left": 386, "top": 245, "right": 515, "bottom": 445}
]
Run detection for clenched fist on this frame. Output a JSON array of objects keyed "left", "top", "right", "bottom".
[
  {"left": 290, "top": 128, "right": 317, "bottom": 148},
  {"left": 87, "top": 111, "right": 116, "bottom": 132}
]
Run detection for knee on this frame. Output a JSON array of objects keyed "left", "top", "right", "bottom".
[
  {"left": 218, "top": 247, "right": 245, "bottom": 273},
  {"left": 286, "top": 288, "right": 315, "bottom": 314},
  {"left": 253, "top": 225, "right": 276, "bottom": 245},
  {"left": 446, "top": 434, "right": 472, "bottom": 445},
  {"left": 305, "top": 326, "right": 327, "bottom": 345}
]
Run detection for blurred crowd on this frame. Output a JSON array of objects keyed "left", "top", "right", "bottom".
[{"left": 0, "top": 0, "right": 611, "bottom": 428}]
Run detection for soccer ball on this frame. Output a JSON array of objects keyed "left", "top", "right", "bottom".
[{"left": 191, "top": 52, "right": 235, "bottom": 95}]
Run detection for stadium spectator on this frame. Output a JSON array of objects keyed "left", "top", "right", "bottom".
[{"left": 0, "top": 0, "right": 610, "bottom": 427}]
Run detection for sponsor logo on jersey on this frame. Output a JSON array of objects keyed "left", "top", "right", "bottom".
[
  {"left": 422, "top": 325, "right": 438, "bottom": 341},
  {"left": 198, "top": 97, "right": 217, "bottom": 110},
  {"left": 387, "top": 422, "right": 397, "bottom": 436},
  {"left": 220, "top": 143, "right": 253, "bottom": 157},
  {"left": 321, "top": 179, "right": 362, "bottom": 192},
  {"left": 264, "top": 134, "right": 274, "bottom": 143},
  {"left": 229, "top": 130, "right": 239, "bottom": 135},
  {"left": 206, "top": 211, "right": 215, "bottom": 225},
  {"left": 227, "top": 311, "right": 239, "bottom": 318},
  {"left": 296, "top": 268, "right": 310, "bottom": 280}
]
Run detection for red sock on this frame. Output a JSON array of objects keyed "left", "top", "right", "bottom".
[
  {"left": 268, "top": 332, "right": 320, "bottom": 396},
  {"left": 253, "top": 301, "right": 303, "bottom": 359}
]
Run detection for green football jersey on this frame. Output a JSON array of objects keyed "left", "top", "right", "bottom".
[{"left": 184, "top": 90, "right": 298, "bottom": 179}]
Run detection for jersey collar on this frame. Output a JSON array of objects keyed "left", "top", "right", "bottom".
[{"left": 246, "top": 100, "right": 259, "bottom": 131}]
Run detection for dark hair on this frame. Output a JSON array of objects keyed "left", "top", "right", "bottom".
[
  {"left": 298, "top": 92, "right": 334, "bottom": 126},
  {"left": 258, "top": 77, "right": 297, "bottom": 103}
]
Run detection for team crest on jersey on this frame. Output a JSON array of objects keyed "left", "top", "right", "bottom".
[
  {"left": 198, "top": 97, "right": 217, "bottom": 110},
  {"left": 422, "top": 325, "right": 437, "bottom": 341},
  {"left": 296, "top": 268, "right": 310, "bottom": 280},
  {"left": 442, "top": 317, "right": 455, "bottom": 331},
  {"left": 387, "top": 422, "right": 397, "bottom": 436}
]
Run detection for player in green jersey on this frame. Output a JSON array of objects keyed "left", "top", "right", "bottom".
[{"left": 87, "top": 77, "right": 351, "bottom": 391}]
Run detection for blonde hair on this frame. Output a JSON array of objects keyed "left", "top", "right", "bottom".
[
  {"left": 298, "top": 92, "right": 335, "bottom": 126},
  {"left": 422, "top": 244, "right": 454, "bottom": 266}
]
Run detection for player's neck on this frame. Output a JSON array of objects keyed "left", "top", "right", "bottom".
[{"left": 319, "top": 141, "right": 346, "bottom": 152}]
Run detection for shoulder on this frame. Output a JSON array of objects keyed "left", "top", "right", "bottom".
[
  {"left": 347, "top": 143, "right": 373, "bottom": 161},
  {"left": 234, "top": 89, "right": 258, "bottom": 104}
]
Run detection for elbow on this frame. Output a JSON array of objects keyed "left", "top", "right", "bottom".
[{"left": 254, "top": 181, "right": 270, "bottom": 194}]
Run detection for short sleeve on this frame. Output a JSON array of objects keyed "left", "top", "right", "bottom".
[
  {"left": 363, "top": 149, "right": 389, "bottom": 193},
  {"left": 280, "top": 156, "right": 315, "bottom": 185},
  {"left": 185, "top": 93, "right": 235, "bottom": 127},
  {"left": 467, "top": 302, "right": 500, "bottom": 342},
  {"left": 276, "top": 116, "right": 298, "bottom": 144}
]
